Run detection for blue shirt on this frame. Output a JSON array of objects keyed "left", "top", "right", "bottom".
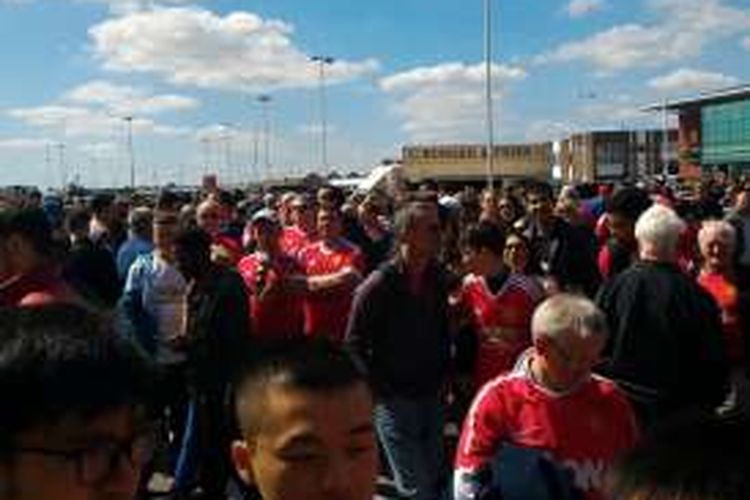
[{"left": 116, "top": 236, "right": 154, "bottom": 280}]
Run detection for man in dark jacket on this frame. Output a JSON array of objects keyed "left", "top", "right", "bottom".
[
  {"left": 346, "top": 200, "right": 451, "bottom": 500},
  {"left": 173, "top": 228, "right": 251, "bottom": 498},
  {"left": 596, "top": 204, "right": 729, "bottom": 430},
  {"left": 515, "top": 182, "right": 600, "bottom": 296},
  {"left": 63, "top": 206, "right": 121, "bottom": 309}
]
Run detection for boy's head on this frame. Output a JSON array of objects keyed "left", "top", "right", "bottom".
[
  {"left": 0, "top": 304, "right": 158, "bottom": 500},
  {"left": 531, "top": 294, "right": 608, "bottom": 391},
  {"left": 607, "top": 187, "right": 652, "bottom": 246},
  {"left": 0, "top": 208, "right": 56, "bottom": 276},
  {"left": 462, "top": 222, "right": 506, "bottom": 276},
  {"left": 232, "top": 340, "right": 377, "bottom": 500}
]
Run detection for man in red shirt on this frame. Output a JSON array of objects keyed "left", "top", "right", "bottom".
[
  {"left": 459, "top": 222, "right": 540, "bottom": 389},
  {"left": 299, "top": 207, "right": 363, "bottom": 343},
  {"left": 237, "top": 210, "right": 305, "bottom": 341},
  {"left": 0, "top": 208, "right": 77, "bottom": 307},
  {"left": 280, "top": 194, "right": 318, "bottom": 257},
  {"left": 454, "top": 294, "right": 638, "bottom": 500}
]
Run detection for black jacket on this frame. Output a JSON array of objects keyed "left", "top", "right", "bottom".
[
  {"left": 596, "top": 261, "right": 729, "bottom": 426},
  {"left": 345, "top": 259, "right": 451, "bottom": 399},
  {"left": 518, "top": 216, "right": 600, "bottom": 296},
  {"left": 185, "top": 265, "right": 251, "bottom": 392},
  {"left": 63, "top": 238, "right": 121, "bottom": 309}
]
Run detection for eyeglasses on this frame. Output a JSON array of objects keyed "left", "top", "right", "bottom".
[{"left": 12, "top": 427, "right": 155, "bottom": 486}]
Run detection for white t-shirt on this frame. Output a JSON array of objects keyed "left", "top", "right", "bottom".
[{"left": 130, "top": 253, "right": 188, "bottom": 365}]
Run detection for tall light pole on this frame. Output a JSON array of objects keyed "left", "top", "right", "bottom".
[
  {"left": 310, "top": 55, "right": 335, "bottom": 171},
  {"left": 483, "top": 0, "right": 495, "bottom": 190},
  {"left": 44, "top": 143, "right": 52, "bottom": 188},
  {"left": 257, "top": 94, "right": 273, "bottom": 180},
  {"left": 219, "top": 122, "right": 235, "bottom": 186},
  {"left": 123, "top": 116, "right": 135, "bottom": 189},
  {"left": 200, "top": 136, "right": 211, "bottom": 176},
  {"left": 661, "top": 97, "right": 669, "bottom": 178},
  {"left": 55, "top": 143, "right": 66, "bottom": 190}
]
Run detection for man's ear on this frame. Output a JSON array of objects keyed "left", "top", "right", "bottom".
[
  {"left": 231, "top": 439, "right": 256, "bottom": 487},
  {"left": 534, "top": 335, "right": 550, "bottom": 357}
]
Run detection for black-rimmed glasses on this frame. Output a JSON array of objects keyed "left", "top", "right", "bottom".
[{"left": 11, "top": 427, "right": 155, "bottom": 486}]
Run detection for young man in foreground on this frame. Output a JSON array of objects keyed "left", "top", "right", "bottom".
[
  {"left": 231, "top": 340, "right": 378, "bottom": 500},
  {"left": 0, "top": 304, "right": 158, "bottom": 500}
]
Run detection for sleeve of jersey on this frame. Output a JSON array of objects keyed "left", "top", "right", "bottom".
[
  {"left": 454, "top": 382, "right": 507, "bottom": 500},
  {"left": 597, "top": 245, "right": 612, "bottom": 280}
]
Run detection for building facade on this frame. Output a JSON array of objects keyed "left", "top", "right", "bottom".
[
  {"left": 401, "top": 143, "right": 553, "bottom": 184},
  {"left": 559, "top": 130, "right": 678, "bottom": 183},
  {"left": 646, "top": 85, "right": 750, "bottom": 178}
]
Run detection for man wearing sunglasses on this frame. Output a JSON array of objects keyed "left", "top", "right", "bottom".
[{"left": 0, "top": 304, "right": 158, "bottom": 500}]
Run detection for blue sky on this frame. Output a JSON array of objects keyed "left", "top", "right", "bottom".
[{"left": 0, "top": 0, "right": 748, "bottom": 188}]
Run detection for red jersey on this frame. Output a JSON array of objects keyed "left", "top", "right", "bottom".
[
  {"left": 698, "top": 271, "right": 743, "bottom": 364},
  {"left": 280, "top": 226, "right": 315, "bottom": 258},
  {"left": 298, "top": 239, "right": 364, "bottom": 343},
  {"left": 460, "top": 274, "right": 539, "bottom": 388},
  {"left": 237, "top": 252, "right": 304, "bottom": 341},
  {"left": 455, "top": 350, "right": 638, "bottom": 500},
  {"left": 0, "top": 268, "right": 77, "bottom": 307}
]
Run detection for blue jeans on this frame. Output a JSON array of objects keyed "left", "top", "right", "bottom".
[{"left": 375, "top": 395, "right": 446, "bottom": 500}]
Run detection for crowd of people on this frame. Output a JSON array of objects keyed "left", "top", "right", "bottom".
[{"left": 1, "top": 175, "right": 750, "bottom": 500}]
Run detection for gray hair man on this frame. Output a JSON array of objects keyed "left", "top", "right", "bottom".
[
  {"left": 454, "top": 294, "right": 638, "bottom": 500},
  {"left": 596, "top": 203, "right": 729, "bottom": 429}
]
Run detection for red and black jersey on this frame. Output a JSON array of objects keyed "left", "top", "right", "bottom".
[
  {"left": 460, "top": 274, "right": 540, "bottom": 388},
  {"left": 299, "top": 239, "right": 364, "bottom": 344},
  {"left": 280, "top": 226, "right": 315, "bottom": 258},
  {"left": 237, "top": 252, "right": 305, "bottom": 341},
  {"left": 454, "top": 350, "right": 638, "bottom": 500}
]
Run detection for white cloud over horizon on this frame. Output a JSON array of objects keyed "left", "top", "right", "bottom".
[
  {"left": 65, "top": 80, "right": 199, "bottom": 115},
  {"left": 538, "top": 0, "right": 750, "bottom": 72},
  {"left": 7, "top": 104, "right": 190, "bottom": 138},
  {"left": 89, "top": 7, "right": 380, "bottom": 92},
  {"left": 0, "top": 137, "right": 51, "bottom": 151},
  {"left": 648, "top": 68, "right": 739, "bottom": 93},
  {"left": 380, "top": 62, "right": 527, "bottom": 143}
]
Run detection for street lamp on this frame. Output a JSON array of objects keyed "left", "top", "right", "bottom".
[
  {"left": 310, "top": 55, "right": 335, "bottom": 171},
  {"left": 200, "top": 136, "right": 211, "bottom": 176},
  {"left": 219, "top": 122, "right": 235, "bottom": 186},
  {"left": 257, "top": 94, "right": 273, "bottom": 180},
  {"left": 123, "top": 116, "right": 136, "bottom": 189},
  {"left": 483, "top": 0, "right": 495, "bottom": 190},
  {"left": 55, "top": 143, "right": 66, "bottom": 190},
  {"left": 661, "top": 98, "right": 670, "bottom": 178}
]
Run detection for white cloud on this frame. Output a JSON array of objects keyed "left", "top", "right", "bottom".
[
  {"left": 89, "top": 7, "right": 379, "bottom": 92},
  {"left": 65, "top": 80, "right": 198, "bottom": 115},
  {"left": 538, "top": 0, "right": 750, "bottom": 72},
  {"left": 78, "top": 141, "right": 118, "bottom": 156},
  {"left": 566, "top": 0, "right": 604, "bottom": 18},
  {"left": 379, "top": 62, "right": 527, "bottom": 143},
  {"left": 742, "top": 36, "right": 750, "bottom": 51},
  {"left": 648, "top": 68, "right": 738, "bottom": 93},
  {"left": 0, "top": 138, "right": 50, "bottom": 151},
  {"left": 7, "top": 104, "right": 189, "bottom": 138}
]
